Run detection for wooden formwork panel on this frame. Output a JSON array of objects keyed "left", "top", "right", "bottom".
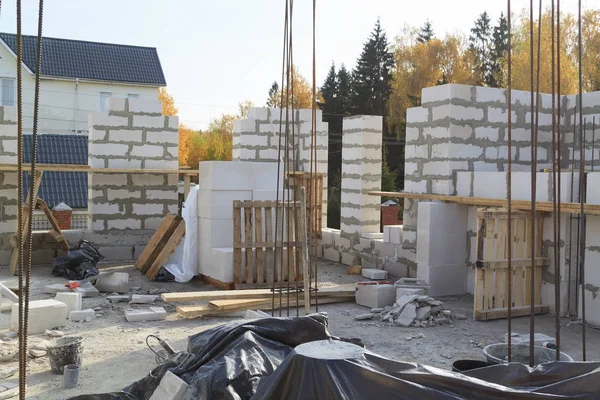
[{"left": 474, "top": 208, "right": 549, "bottom": 320}]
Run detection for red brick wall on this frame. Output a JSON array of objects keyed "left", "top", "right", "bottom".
[
  {"left": 381, "top": 205, "right": 400, "bottom": 227},
  {"left": 52, "top": 210, "right": 72, "bottom": 230}
]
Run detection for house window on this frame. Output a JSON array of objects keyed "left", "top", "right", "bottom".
[
  {"left": 1, "top": 78, "right": 16, "bottom": 106},
  {"left": 127, "top": 93, "right": 139, "bottom": 99},
  {"left": 99, "top": 92, "right": 112, "bottom": 112}
]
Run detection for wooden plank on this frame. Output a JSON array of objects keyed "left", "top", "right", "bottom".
[
  {"left": 145, "top": 219, "right": 186, "bottom": 279},
  {"left": 300, "top": 186, "right": 310, "bottom": 314},
  {"left": 134, "top": 214, "right": 176, "bottom": 271},
  {"left": 183, "top": 174, "right": 191, "bottom": 200},
  {"left": 255, "top": 206, "right": 265, "bottom": 284},
  {"left": 474, "top": 216, "right": 486, "bottom": 318},
  {"left": 524, "top": 217, "right": 532, "bottom": 306},
  {"left": 244, "top": 205, "right": 254, "bottom": 284},
  {"left": 474, "top": 304, "right": 549, "bottom": 320},
  {"left": 514, "top": 217, "right": 525, "bottom": 307},
  {"left": 264, "top": 206, "right": 274, "bottom": 284},
  {"left": 0, "top": 163, "right": 199, "bottom": 174},
  {"left": 495, "top": 216, "right": 507, "bottom": 309},
  {"left": 233, "top": 201, "right": 242, "bottom": 284},
  {"left": 240, "top": 200, "right": 300, "bottom": 208},
  {"left": 477, "top": 257, "right": 548, "bottom": 269},
  {"left": 484, "top": 216, "right": 496, "bottom": 311},
  {"left": 535, "top": 265, "right": 543, "bottom": 305},
  {"left": 367, "top": 191, "right": 600, "bottom": 216},
  {"left": 209, "top": 297, "right": 274, "bottom": 311}
]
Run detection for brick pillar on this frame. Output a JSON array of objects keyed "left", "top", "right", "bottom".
[
  {"left": 381, "top": 203, "right": 400, "bottom": 227},
  {"left": 340, "top": 115, "right": 382, "bottom": 240}
]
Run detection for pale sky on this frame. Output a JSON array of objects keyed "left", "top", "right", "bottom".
[{"left": 0, "top": 0, "right": 597, "bottom": 130}]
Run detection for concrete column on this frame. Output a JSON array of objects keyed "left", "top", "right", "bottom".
[
  {"left": 0, "top": 106, "right": 18, "bottom": 265},
  {"left": 340, "top": 115, "right": 382, "bottom": 240}
]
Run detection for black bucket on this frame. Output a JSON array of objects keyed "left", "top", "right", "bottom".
[
  {"left": 452, "top": 359, "right": 492, "bottom": 372},
  {"left": 46, "top": 336, "right": 84, "bottom": 374}
]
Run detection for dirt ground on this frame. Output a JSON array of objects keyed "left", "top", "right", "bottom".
[{"left": 1, "top": 260, "right": 599, "bottom": 400}]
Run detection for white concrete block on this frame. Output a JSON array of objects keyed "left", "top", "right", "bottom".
[
  {"left": 125, "top": 307, "right": 167, "bottom": 322},
  {"left": 54, "top": 292, "right": 82, "bottom": 316},
  {"left": 386, "top": 225, "right": 402, "bottom": 245},
  {"left": 396, "top": 287, "right": 425, "bottom": 299},
  {"left": 406, "top": 107, "right": 428, "bottom": 123},
  {"left": 128, "top": 98, "right": 162, "bottom": 114},
  {"left": 145, "top": 160, "right": 178, "bottom": 170},
  {"left": 108, "top": 129, "right": 143, "bottom": 143},
  {"left": 93, "top": 143, "right": 129, "bottom": 157},
  {"left": 252, "top": 162, "right": 283, "bottom": 190},
  {"left": 131, "top": 145, "right": 163, "bottom": 158},
  {"left": 130, "top": 294, "right": 159, "bottom": 304},
  {"left": 474, "top": 126, "right": 499, "bottom": 140},
  {"left": 149, "top": 371, "right": 189, "bottom": 400},
  {"left": 475, "top": 86, "right": 505, "bottom": 103},
  {"left": 198, "top": 161, "right": 254, "bottom": 191},
  {"left": 132, "top": 203, "right": 165, "bottom": 216},
  {"left": 361, "top": 232, "right": 383, "bottom": 240},
  {"left": 210, "top": 247, "right": 235, "bottom": 283},
  {"left": 95, "top": 272, "right": 130, "bottom": 293},
  {"left": 449, "top": 123, "right": 473, "bottom": 140},
  {"left": 248, "top": 108, "right": 269, "bottom": 121},
  {"left": 106, "top": 158, "right": 143, "bottom": 169},
  {"left": 168, "top": 116, "right": 179, "bottom": 130},
  {"left": 418, "top": 263, "right": 467, "bottom": 297},
  {"left": 146, "top": 131, "right": 178, "bottom": 144},
  {"left": 252, "top": 189, "right": 284, "bottom": 202},
  {"left": 355, "top": 283, "right": 396, "bottom": 308},
  {"left": 198, "top": 217, "right": 234, "bottom": 249},
  {"left": 132, "top": 115, "right": 165, "bottom": 129},
  {"left": 362, "top": 268, "right": 388, "bottom": 280},
  {"left": 11, "top": 299, "right": 68, "bottom": 334},
  {"left": 197, "top": 189, "right": 252, "bottom": 219},
  {"left": 70, "top": 308, "right": 96, "bottom": 322},
  {"left": 89, "top": 112, "right": 128, "bottom": 128},
  {"left": 107, "top": 218, "right": 142, "bottom": 230}
]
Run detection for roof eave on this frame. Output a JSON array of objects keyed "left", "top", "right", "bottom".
[
  {"left": 40, "top": 74, "right": 166, "bottom": 87},
  {"left": 0, "top": 37, "right": 35, "bottom": 75}
]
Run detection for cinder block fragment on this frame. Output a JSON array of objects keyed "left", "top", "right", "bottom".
[
  {"left": 362, "top": 268, "right": 388, "bottom": 280},
  {"left": 54, "top": 292, "right": 82, "bottom": 316},
  {"left": 70, "top": 308, "right": 96, "bottom": 322},
  {"left": 355, "top": 283, "right": 396, "bottom": 308},
  {"left": 130, "top": 294, "right": 159, "bottom": 304},
  {"left": 11, "top": 300, "right": 68, "bottom": 334},
  {"left": 94, "top": 272, "right": 130, "bottom": 293},
  {"left": 149, "top": 371, "right": 189, "bottom": 400},
  {"left": 125, "top": 307, "right": 167, "bottom": 322}
]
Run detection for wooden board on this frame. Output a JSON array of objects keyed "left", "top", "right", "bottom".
[
  {"left": 161, "top": 284, "right": 357, "bottom": 303},
  {"left": 209, "top": 297, "right": 274, "bottom": 311},
  {"left": 475, "top": 305, "right": 549, "bottom": 320},
  {"left": 134, "top": 214, "right": 176, "bottom": 271},
  {"left": 145, "top": 218, "right": 186, "bottom": 280},
  {"left": 141, "top": 216, "right": 181, "bottom": 274},
  {"left": 0, "top": 163, "right": 198, "bottom": 174}
]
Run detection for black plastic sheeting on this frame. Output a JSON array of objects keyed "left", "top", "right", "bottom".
[{"left": 70, "top": 313, "right": 600, "bottom": 400}]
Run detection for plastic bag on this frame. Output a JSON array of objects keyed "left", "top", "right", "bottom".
[
  {"left": 52, "top": 239, "right": 104, "bottom": 280},
  {"left": 164, "top": 185, "right": 198, "bottom": 282}
]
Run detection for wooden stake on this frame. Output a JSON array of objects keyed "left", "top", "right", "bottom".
[{"left": 300, "top": 186, "right": 310, "bottom": 315}]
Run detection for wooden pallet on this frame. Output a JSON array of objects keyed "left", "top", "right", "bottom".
[
  {"left": 474, "top": 208, "right": 549, "bottom": 320},
  {"left": 233, "top": 200, "right": 303, "bottom": 287},
  {"left": 289, "top": 171, "right": 323, "bottom": 239},
  {"left": 134, "top": 213, "right": 185, "bottom": 280}
]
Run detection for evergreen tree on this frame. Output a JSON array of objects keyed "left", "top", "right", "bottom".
[
  {"left": 320, "top": 63, "right": 339, "bottom": 114},
  {"left": 266, "top": 81, "right": 279, "bottom": 107},
  {"left": 417, "top": 20, "right": 435, "bottom": 44},
  {"left": 337, "top": 64, "right": 353, "bottom": 115},
  {"left": 351, "top": 18, "right": 395, "bottom": 117},
  {"left": 490, "top": 13, "right": 509, "bottom": 88},
  {"left": 469, "top": 12, "right": 493, "bottom": 86}
]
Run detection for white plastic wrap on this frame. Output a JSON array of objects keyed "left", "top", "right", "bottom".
[{"left": 164, "top": 186, "right": 198, "bottom": 283}]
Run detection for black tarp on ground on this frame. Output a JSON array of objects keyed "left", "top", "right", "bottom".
[{"left": 70, "top": 313, "right": 600, "bottom": 400}]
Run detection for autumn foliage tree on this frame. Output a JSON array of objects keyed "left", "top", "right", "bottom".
[{"left": 266, "top": 66, "right": 323, "bottom": 109}]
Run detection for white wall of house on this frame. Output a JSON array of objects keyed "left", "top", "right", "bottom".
[{"left": 0, "top": 42, "right": 159, "bottom": 134}]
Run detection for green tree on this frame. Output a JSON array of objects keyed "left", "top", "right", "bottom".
[
  {"left": 417, "top": 20, "right": 434, "bottom": 44},
  {"left": 351, "top": 18, "right": 395, "bottom": 117},
  {"left": 337, "top": 64, "right": 353, "bottom": 115},
  {"left": 266, "top": 82, "right": 279, "bottom": 107},
  {"left": 469, "top": 12, "right": 493, "bottom": 86},
  {"left": 381, "top": 160, "right": 397, "bottom": 193},
  {"left": 320, "top": 62, "right": 339, "bottom": 117},
  {"left": 490, "top": 13, "right": 509, "bottom": 88}
]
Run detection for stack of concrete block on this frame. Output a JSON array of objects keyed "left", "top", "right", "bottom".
[
  {"left": 232, "top": 107, "right": 329, "bottom": 228},
  {"left": 88, "top": 97, "right": 179, "bottom": 259},
  {"left": 0, "top": 106, "right": 17, "bottom": 263},
  {"left": 197, "top": 161, "right": 284, "bottom": 283}
]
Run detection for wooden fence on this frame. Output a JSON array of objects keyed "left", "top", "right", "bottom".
[{"left": 289, "top": 172, "right": 323, "bottom": 239}]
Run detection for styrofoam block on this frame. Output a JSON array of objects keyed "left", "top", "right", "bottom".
[
  {"left": 95, "top": 272, "right": 130, "bottom": 293},
  {"left": 197, "top": 189, "right": 252, "bottom": 219},
  {"left": 11, "top": 300, "right": 68, "bottom": 334},
  {"left": 252, "top": 162, "right": 283, "bottom": 190},
  {"left": 198, "top": 161, "right": 254, "bottom": 191},
  {"left": 70, "top": 308, "right": 96, "bottom": 322},
  {"left": 149, "top": 371, "right": 189, "bottom": 400},
  {"left": 362, "top": 268, "right": 388, "bottom": 280},
  {"left": 54, "top": 292, "right": 82, "bottom": 316},
  {"left": 355, "top": 284, "right": 396, "bottom": 308},
  {"left": 125, "top": 307, "right": 167, "bottom": 322}
]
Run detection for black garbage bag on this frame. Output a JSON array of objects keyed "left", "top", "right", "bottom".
[{"left": 52, "top": 239, "right": 104, "bottom": 280}]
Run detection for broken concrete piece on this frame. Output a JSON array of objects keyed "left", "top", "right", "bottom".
[
  {"left": 29, "top": 349, "right": 46, "bottom": 358},
  {"left": 45, "top": 330, "right": 64, "bottom": 338},
  {"left": 95, "top": 272, "right": 130, "bottom": 293},
  {"left": 453, "top": 313, "right": 467, "bottom": 320},
  {"left": 149, "top": 371, "right": 189, "bottom": 400},
  {"left": 0, "top": 283, "right": 18, "bottom": 304},
  {"left": 244, "top": 310, "right": 271, "bottom": 319},
  {"left": 44, "top": 282, "right": 100, "bottom": 298},
  {"left": 361, "top": 269, "right": 388, "bottom": 280},
  {"left": 370, "top": 307, "right": 384, "bottom": 313},
  {"left": 130, "top": 294, "right": 159, "bottom": 304},
  {"left": 55, "top": 292, "right": 82, "bottom": 316},
  {"left": 395, "top": 303, "right": 417, "bottom": 327},
  {"left": 354, "top": 313, "right": 374, "bottom": 321},
  {"left": 415, "top": 306, "right": 432, "bottom": 321},
  {"left": 395, "top": 294, "right": 418, "bottom": 313},
  {"left": 125, "top": 307, "right": 167, "bottom": 322},
  {"left": 106, "top": 295, "right": 130, "bottom": 303},
  {"left": 10, "top": 300, "right": 68, "bottom": 334},
  {"left": 70, "top": 309, "right": 96, "bottom": 322},
  {"left": 434, "top": 316, "right": 450, "bottom": 325}
]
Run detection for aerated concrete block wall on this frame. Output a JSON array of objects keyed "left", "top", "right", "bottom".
[
  {"left": 0, "top": 106, "right": 17, "bottom": 263},
  {"left": 87, "top": 97, "right": 179, "bottom": 259},
  {"left": 232, "top": 107, "right": 329, "bottom": 227},
  {"left": 584, "top": 172, "right": 600, "bottom": 326}
]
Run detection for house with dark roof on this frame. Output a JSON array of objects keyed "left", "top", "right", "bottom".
[{"left": 0, "top": 33, "right": 166, "bottom": 134}]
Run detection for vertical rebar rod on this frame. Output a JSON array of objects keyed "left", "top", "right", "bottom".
[
  {"left": 592, "top": 117, "right": 596, "bottom": 172},
  {"left": 572, "top": 109, "right": 579, "bottom": 317},
  {"left": 556, "top": 0, "right": 562, "bottom": 357},
  {"left": 506, "top": 0, "right": 513, "bottom": 363},
  {"left": 288, "top": 0, "right": 298, "bottom": 317},
  {"left": 311, "top": 0, "right": 319, "bottom": 313},
  {"left": 577, "top": 0, "right": 586, "bottom": 361},
  {"left": 551, "top": 0, "right": 560, "bottom": 361}
]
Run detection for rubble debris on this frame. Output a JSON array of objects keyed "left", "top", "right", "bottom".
[
  {"left": 45, "top": 330, "right": 64, "bottom": 338},
  {"left": 106, "top": 294, "right": 130, "bottom": 303},
  {"left": 369, "top": 296, "right": 458, "bottom": 328},
  {"left": 0, "top": 332, "right": 17, "bottom": 340},
  {"left": 70, "top": 309, "right": 96, "bottom": 322},
  {"left": 354, "top": 313, "right": 374, "bottom": 321},
  {"left": 29, "top": 348, "right": 47, "bottom": 358},
  {"left": 0, "top": 382, "right": 18, "bottom": 399},
  {"left": 0, "top": 367, "right": 17, "bottom": 380},
  {"left": 370, "top": 307, "right": 384, "bottom": 313},
  {"left": 0, "top": 283, "right": 18, "bottom": 304},
  {"left": 130, "top": 294, "right": 159, "bottom": 304},
  {"left": 405, "top": 333, "right": 425, "bottom": 341}
]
